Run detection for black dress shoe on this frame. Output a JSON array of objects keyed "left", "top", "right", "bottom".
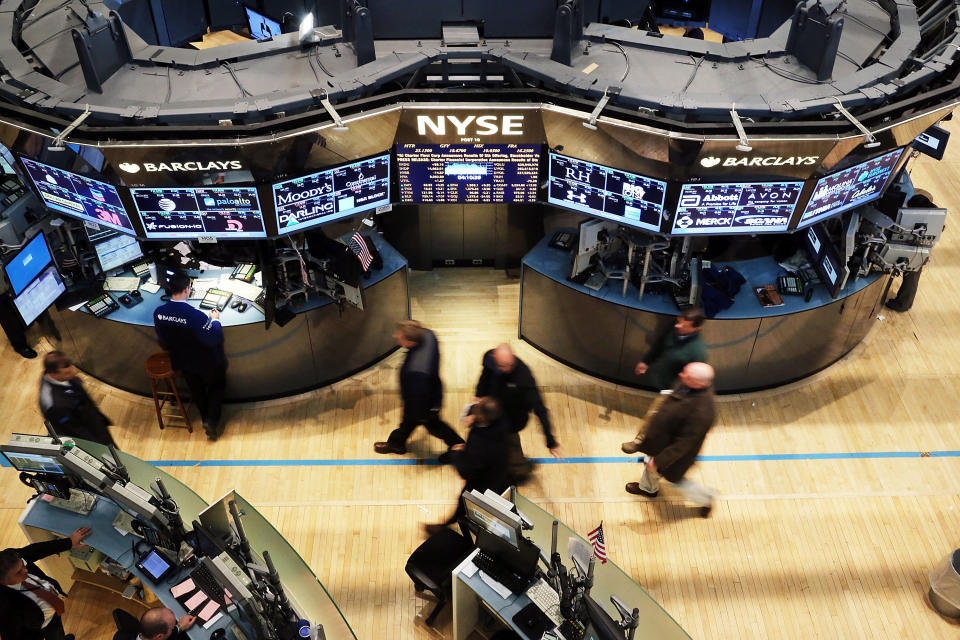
[
  {"left": 374, "top": 441, "right": 406, "bottom": 455},
  {"left": 885, "top": 300, "right": 908, "bottom": 312},
  {"left": 437, "top": 451, "right": 453, "bottom": 464},
  {"left": 698, "top": 504, "right": 712, "bottom": 518},
  {"left": 64, "top": 635, "right": 75, "bottom": 640},
  {"left": 625, "top": 482, "right": 658, "bottom": 498},
  {"left": 423, "top": 523, "right": 448, "bottom": 536},
  {"left": 15, "top": 346, "right": 37, "bottom": 359}
]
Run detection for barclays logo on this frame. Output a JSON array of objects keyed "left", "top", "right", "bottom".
[{"left": 700, "top": 155, "right": 820, "bottom": 168}]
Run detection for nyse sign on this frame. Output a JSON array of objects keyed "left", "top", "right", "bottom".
[
  {"left": 416, "top": 115, "right": 525, "bottom": 139},
  {"left": 400, "top": 108, "right": 543, "bottom": 144}
]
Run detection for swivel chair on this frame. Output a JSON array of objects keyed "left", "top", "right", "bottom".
[{"left": 404, "top": 527, "right": 475, "bottom": 626}]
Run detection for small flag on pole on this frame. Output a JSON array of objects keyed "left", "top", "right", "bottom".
[
  {"left": 349, "top": 232, "right": 374, "bottom": 271},
  {"left": 587, "top": 522, "right": 607, "bottom": 564}
]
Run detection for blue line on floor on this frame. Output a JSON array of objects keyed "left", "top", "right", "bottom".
[{"left": 4, "top": 451, "right": 960, "bottom": 470}]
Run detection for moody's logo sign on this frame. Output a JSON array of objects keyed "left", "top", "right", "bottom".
[
  {"left": 119, "top": 160, "right": 243, "bottom": 173},
  {"left": 699, "top": 155, "right": 820, "bottom": 168},
  {"left": 416, "top": 114, "right": 524, "bottom": 137}
]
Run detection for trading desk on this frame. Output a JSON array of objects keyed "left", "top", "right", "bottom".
[
  {"left": 452, "top": 490, "right": 691, "bottom": 640},
  {"left": 45, "top": 234, "right": 409, "bottom": 400},
  {"left": 13, "top": 440, "right": 357, "bottom": 640}
]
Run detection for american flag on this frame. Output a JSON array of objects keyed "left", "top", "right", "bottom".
[
  {"left": 587, "top": 522, "right": 607, "bottom": 564},
  {"left": 349, "top": 232, "right": 373, "bottom": 271}
]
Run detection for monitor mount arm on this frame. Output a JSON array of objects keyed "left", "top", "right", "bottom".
[{"left": 610, "top": 595, "right": 640, "bottom": 640}]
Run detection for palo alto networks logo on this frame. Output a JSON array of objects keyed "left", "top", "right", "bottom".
[
  {"left": 700, "top": 157, "right": 721, "bottom": 168},
  {"left": 119, "top": 162, "right": 140, "bottom": 173}
]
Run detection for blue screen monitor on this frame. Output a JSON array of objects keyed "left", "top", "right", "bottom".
[
  {"left": 4, "top": 232, "right": 53, "bottom": 296},
  {"left": 19, "top": 157, "right": 136, "bottom": 235},
  {"left": 273, "top": 153, "right": 391, "bottom": 235},
  {"left": 672, "top": 181, "right": 803, "bottom": 235},
  {"left": 547, "top": 152, "right": 667, "bottom": 233},
  {"left": 13, "top": 264, "right": 65, "bottom": 325},
  {"left": 93, "top": 232, "right": 144, "bottom": 273},
  {"left": 132, "top": 186, "right": 266, "bottom": 239},
  {"left": 246, "top": 7, "right": 281, "bottom": 39},
  {"left": 396, "top": 143, "right": 540, "bottom": 203},
  {"left": 798, "top": 148, "right": 905, "bottom": 229},
  {"left": 1, "top": 451, "right": 66, "bottom": 474}
]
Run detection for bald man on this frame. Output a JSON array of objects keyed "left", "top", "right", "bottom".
[
  {"left": 625, "top": 362, "right": 718, "bottom": 517},
  {"left": 115, "top": 606, "right": 194, "bottom": 640},
  {"left": 474, "top": 344, "right": 560, "bottom": 482}
]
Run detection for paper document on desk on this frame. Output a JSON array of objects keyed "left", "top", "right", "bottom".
[
  {"left": 140, "top": 281, "right": 161, "bottom": 295},
  {"left": 216, "top": 275, "right": 263, "bottom": 301},
  {"left": 460, "top": 561, "right": 478, "bottom": 578},
  {"left": 190, "top": 278, "right": 219, "bottom": 300},
  {"left": 103, "top": 276, "right": 141, "bottom": 292},
  {"left": 479, "top": 570, "right": 512, "bottom": 599}
]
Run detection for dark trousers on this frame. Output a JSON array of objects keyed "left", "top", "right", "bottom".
[
  {"left": 387, "top": 408, "right": 464, "bottom": 449},
  {"left": 0, "top": 292, "right": 29, "bottom": 351},
  {"left": 42, "top": 615, "right": 67, "bottom": 640},
  {"left": 505, "top": 431, "right": 534, "bottom": 484},
  {"left": 183, "top": 366, "right": 226, "bottom": 427},
  {"left": 888, "top": 267, "right": 922, "bottom": 311}
]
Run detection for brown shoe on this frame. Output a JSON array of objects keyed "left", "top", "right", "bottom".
[
  {"left": 625, "top": 482, "right": 658, "bottom": 498},
  {"left": 621, "top": 439, "right": 642, "bottom": 454},
  {"left": 374, "top": 441, "right": 406, "bottom": 455}
]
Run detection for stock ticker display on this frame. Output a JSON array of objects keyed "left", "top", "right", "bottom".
[
  {"left": 671, "top": 181, "right": 804, "bottom": 234},
  {"left": 273, "top": 153, "right": 390, "bottom": 235},
  {"left": 798, "top": 148, "right": 904, "bottom": 228},
  {"left": 396, "top": 143, "right": 540, "bottom": 203},
  {"left": 20, "top": 157, "right": 136, "bottom": 235},
  {"left": 547, "top": 152, "right": 666, "bottom": 232},
  {"left": 132, "top": 186, "right": 266, "bottom": 239}
]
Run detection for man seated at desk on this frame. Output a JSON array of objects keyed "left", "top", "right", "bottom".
[{"left": 116, "top": 606, "right": 196, "bottom": 640}]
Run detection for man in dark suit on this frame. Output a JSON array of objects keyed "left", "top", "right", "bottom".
[
  {"left": 114, "top": 606, "right": 195, "bottom": 640},
  {"left": 39, "top": 351, "right": 117, "bottom": 448},
  {"left": 0, "top": 526, "right": 92, "bottom": 640},
  {"left": 625, "top": 362, "right": 718, "bottom": 517}
]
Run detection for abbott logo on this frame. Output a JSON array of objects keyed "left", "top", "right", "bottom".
[
  {"left": 700, "top": 157, "right": 721, "bottom": 168},
  {"left": 119, "top": 162, "right": 140, "bottom": 173}
]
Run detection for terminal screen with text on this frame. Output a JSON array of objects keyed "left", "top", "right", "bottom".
[
  {"left": 672, "top": 181, "right": 803, "bottom": 234},
  {"left": 397, "top": 143, "right": 540, "bottom": 203}
]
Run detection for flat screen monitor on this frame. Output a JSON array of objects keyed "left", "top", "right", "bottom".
[
  {"left": 132, "top": 186, "right": 266, "bottom": 239},
  {"left": 246, "top": 6, "right": 282, "bottom": 39},
  {"left": 4, "top": 232, "right": 53, "bottom": 296},
  {"left": 13, "top": 265, "right": 65, "bottom": 325},
  {"left": 273, "top": 153, "right": 391, "bottom": 235},
  {"left": 93, "top": 233, "right": 144, "bottom": 273},
  {"left": 913, "top": 125, "right": 949, "bottom": 161},
  {"left": 462, "top": 491, "right": 522, "bottom": 548},
  {"left": 798, "top": 148, "right": 905, "bottom": 229},
  {"left": 802, "top": 224, "right": 844, "bottom": 298},
  {"left": 672, "top": 180, "right": 803, "bottom": 235},
  {"left": 547, "top": 152, "right": 666, "bottom": 233},
  {"left": 1, "top": 450, "right": 66, "bottom": 475},
  {"left": 396, "top": 143, "right": 540, "bottom": 203},
  {"left": 19, "top": 157, "right": 136, "bottom": 235}
]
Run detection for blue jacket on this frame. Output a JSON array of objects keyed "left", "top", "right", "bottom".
[{"left": 153, "top": 300, "right": 225, "bottom": 372}]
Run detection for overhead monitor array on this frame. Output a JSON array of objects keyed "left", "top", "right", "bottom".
[{"left": 16, "top": 146, "right": 908, "bottom": 239}]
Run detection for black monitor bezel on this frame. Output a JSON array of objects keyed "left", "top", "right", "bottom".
[
  {"left": 2, "top": 231, "right": 54, "bottom": 296},
  {"left": 130, "top": 183, "right": 269, "bottom": 241}
]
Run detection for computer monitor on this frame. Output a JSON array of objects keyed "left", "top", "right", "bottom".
[
  {"left": 4, "top": 232, "right": 54, "bottom": 296},
  {"left": 19, "top": 157, "right": 136, "bottom": 235},
  {"left": 132, "top": 186, "right": 266, "bottom": 239},
  {"left": 462, "top": 490, "right": 523, "bottom": 549},
  {"left": 583, "top": 595, "right": 626, "bottom": 640},
  {"left": 13, "top": 265, "right": 65, "bottom": 325},
  {"left": 802, "top": 223, "right": 845, "bottom": 298},
  {"left": 93, "top": 232, "right": 144, "bottom": 273},
  {"left": 672, "top": 180, "right": 803, "bottom": 235},
  {"left": 246, "top": 6, "right": 282, "bottom": 39},
  {"left": 1, "top": 450, "right": 67, "bottom": 475}
]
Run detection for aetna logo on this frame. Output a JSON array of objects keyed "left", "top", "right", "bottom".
[
  {"left": 121, "top": 161, "right": 244, "bottom": 173},
  {"left": 416, "top": 114, "right": 524, "bottom": 137},
  {"left": 700, "top": 155, "right": 820, "bottom": 168}
]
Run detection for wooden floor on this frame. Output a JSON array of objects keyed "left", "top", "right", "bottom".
[{"left": 4, "top": 132, "right": 960, "bottom": 640}]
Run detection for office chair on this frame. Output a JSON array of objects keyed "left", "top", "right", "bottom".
[
  {"left": 404, "top": 527, "right": 475, "bottom": 626},
  {"left": 112, "top": 608, "right": 140, "bottom": 640}
]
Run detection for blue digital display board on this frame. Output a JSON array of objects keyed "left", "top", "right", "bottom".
[
  {"left": 671, "top": 181, "right": 803, "bottom": 235},
  {"left": 396, "top": 144, "right": 540, "bottom": 203},
  {"left": 798, "top": 148, "right": 904, "bottom": 229},
  {"left": 132, "top": 186, "right": 266, "bottom": 239},
  {"left": 273, "top": 153, "right": 391, "bottom": 236},
  {"left": 20, "top": 157, "right": 135, "bottom": 235},
  {"left": 4, "top": 232, "right": 53, "bottom": 296},
  {"left": 547, "top": 152, "right": 666, "bottom": 232}
]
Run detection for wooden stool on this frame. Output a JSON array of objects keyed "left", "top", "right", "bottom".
[{"left": 145, "top": 352, "right": 193, "bottom": 433}]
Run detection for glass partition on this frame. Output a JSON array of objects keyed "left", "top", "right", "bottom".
[
  {"left": 71, "top": 438, "right": 209, "bottom": 523},
  {"left": 511, "top": 490, "right": 692, "bottom": 639},
  {"left": 200, "top": 490, "right": 357, "bottom": 640}
]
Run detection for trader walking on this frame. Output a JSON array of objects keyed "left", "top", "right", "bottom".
[
  {"left": 39, "top": 351, "right": 117, "bottom": 448},
  {"left": 375, "top": 320, "right": 464, "bottom": 456}
]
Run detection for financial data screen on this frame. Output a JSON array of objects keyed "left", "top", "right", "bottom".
[
  {"left": 798, "top": 148, "right": 904, "bottom": 228},
  {"left": 273, "top": 153, "right": 390, "bottom": 235},
  {"left": 547, "top": 152, "right": 666, "bottom": 232},
  {"left": 672, "top": 181, "right": 804, "bottom": 234},
  {"left": 20, "top": 157, "right": 135, "bottom": 235},
  {"left": 13, "top": 265, "right": 65, "bottom": 325},
  {"left": 396, "top": 143, "right": 540, "bottom": 203},
  {"left": 132, "top": 186, "right": 266, "bottom": 239}
]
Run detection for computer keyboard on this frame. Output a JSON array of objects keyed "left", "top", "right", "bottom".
[
  {"left": 190, "top": 562, "right": 226, "bottom": 604},
  {"left": 471, "top": 549, "right": 531, "bottom": 594},
  {"left": 526, "top": 578, "right": 563, "bottom": 625}
]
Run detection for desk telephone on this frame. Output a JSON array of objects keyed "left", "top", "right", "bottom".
[{"left": 84, "top": 293, "right": 120, "bottom": 318}]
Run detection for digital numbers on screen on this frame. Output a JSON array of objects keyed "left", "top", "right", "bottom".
[
  {"left": 799, "top": 149, "right": 903, "bottom": 228},
  {"left": 132, "top": 187, "right": 266, "bottom": 239}
]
